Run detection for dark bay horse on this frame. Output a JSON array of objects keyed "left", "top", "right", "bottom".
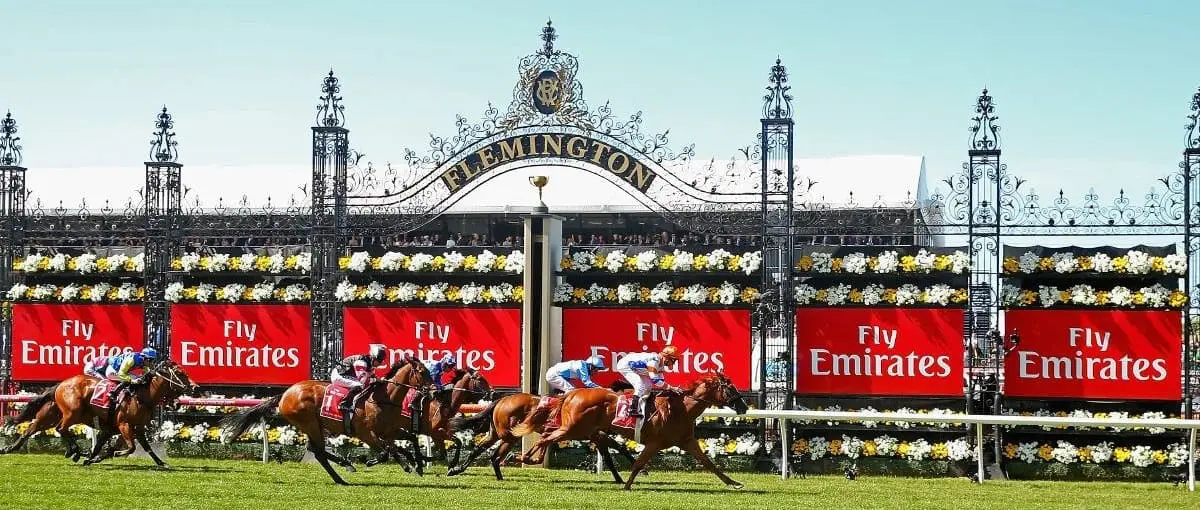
[
  {"left": 447, "top": 380, "right": 643, "bottom": 482},
  {"left": 219, "top": 359, "right": 432, "bottom": 485},
  {"left": 515, "top": 371, "right": 750, "bottom": 490},
  {"left": 3, "top": 361, "right": 198, "bottom": 467},
  {"left": 364, "top": 367, "right": 493, "bottom": 474}
]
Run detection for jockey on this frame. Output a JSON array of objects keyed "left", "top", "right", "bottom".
[
  {"left": 331, "top": 344, "right": 388, "bottom": 424},
  {"left": 545, "top": 355, "right": 606, "bottom": 394},
  {"left": 104, "top": 347, "right": 158, "bottom": 414},
  {"left": 425, "top": 353, "right": 457, "bottom": 391},
  {"left": 614, "top": 346, "right": 680, "bottom": 417},
  {"left": 83, "top": 355, "right": 111, "bottom": 379}
]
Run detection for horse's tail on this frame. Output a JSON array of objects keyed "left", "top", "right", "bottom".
[
  {"left": 218, "top": 394, "right": 282, "bottom": 442},
  {"left": 8, "top": 387, "right": 56, "bottom": 425},
  {"left": 449, "top": 399, "right": 497, "bottom": 435},
  {"left": 511, "top": 398, "right": 552, "bottom": 438}
]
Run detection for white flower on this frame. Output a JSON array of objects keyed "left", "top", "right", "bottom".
[
  {"left": 391, "top": 282, "right": 418, "bottom": 302},
  {"left": 914, "top": 250, "right": 936, "bottom": 272},
  {"left": 178, "top": 253, "right": 201, "bottom": 271},
  {"left": 707, "top": 249, "right": 732, "bottom": 270},
  {"left": 1139, "top": 284, "right": 1170, "bottom": 308},
  {"left": 88, "top": 283, "right": 111, "bottom": 302},
  {"left": 504, "top": 251, "right": 524, "bottom": 273},
  {"left": 1051, "top": 252, "right": 1077, "bottom": 273},
  {"left": 1129, "top": 445, "right": 1155, "bottom": 467},
  {"left": 1167, "top": 443, "right": 1191, "bottom": 467},
  {"left": 294, "top": 252, "right": 312, "bottom": 272},
  {"left": 649, "top": 282, "right": 673, "bottom": 303},
  {"left": 334, "top": 280, "right": 357, "bottom": 302},
  {"left": 424, "top": 283, "right": 448, "bottom": 304},
  {"left": 1000, "top": 284, "right": 1022, "bottom": 306},
  {"left": 807, "top": 437, "right": 828, "bottom": 460},
  {"left": 164, "top": 282, "right": 184, "bottom": 302},
  {"left": 553, "top": 283, "right": 574, "bottom": 303},
  {"left": 475, "top": 250, "right": 498, "bottom": 273},
  {"left": 671, "top": 250, "right": 694, "bottom": 272},
  {"left": 237, "top": 253, "right": 257, "bottom": 272},
  {"left": 1016, "top": 441, "right": 1040, "bottom": 463},
  {"left": 925, "top": 284, "right": 954, "bottom": 306},
  {"left": 1018, "top": 251, "right": 1040, "bottom": 273},
  {"left": 1163, "top": 254, "right": 1186, "bottom": 275},
  {"left": 487, "top": 283, "right": 514, "bottom": 303},
  {"left": 59, "top": 284, "right": 81, "bottom": 302},
  {"left": 949, "top": 251, "right": 970, "bottom": 274},
  {"left": 266, "top": 253, "right": 285, "bottom": 273},
  {"left": 49, "top": 253, "right": 68, "bottom": 271},
  {"left": 1108, "top": 286, "right": 1133, "bottom": 306},
  {"left": 616, "top": 283, "right": 640, "bottom": 304},
  {"left": 840, "top": 435, "right": 863, "bottom": 459},
  {"left": 1090, "top": 441, "right": 1114, "bottom": 463},
  {"left": 1068, "top": 284, "right": 1096, "bottom": 305},
  {"left": 1051, "top": 440, "right": 1078, "bottom": 464},
  {"left": 681, "top": 284, "right": 708, "bottom": 305},
  {"left": 906, "top": 439, "right": 932, "bottom": 461},
  {"left": 1038, "top": 286, "right": 1060, "bottom": 307},
  {"left": 347, "top": 252, "right": 371, "bottom": 272},
  {"left": 443, "top": 251, "right": 466, "bottom": 272},
  {"left": 364, "top": 281, "right": 386, "bottom": 301},
  {"left": 408, "top": 253, "right": 434, "bottom": 271},
  {"left": 895, "top": 284, "right": 921, "bottom": 305},
  {"left": 842, "top": 253, "right": 868, "bottom": 274},
  {"left": 1091, "top": 252, "right": 1113, "bottom": 272},
  {"left": 717, "top": 282, "right": 740, "bottom": 305},
  {"left": 824, "top": 284, "right": 852, "bottom": 305},
  {"left": 220, "top": 284, "right": 245, "bottom": 302},
  {"left": 604, "top": 251, "right": 627, "bottom": 272},
  {"left": 250, "top": 283, "right": 274, "bottom": 302},
  {"left": 569, "top": 252, "right": 596, "bottom": 272},
  {"left": 810, "top": 252, "right": 833, "bottom": 273},
  {"left": 460, "top": 284, "right": 485, "bottom": 304},
  {"left": 793, "top": 284, "right": 817, "bottom": 305},
  {"left": 18, "top": 254, "right": 41, "bottom": 272},
  {"left": 378, "top": 252, "right": 406, "bottom": 271},
  {"left": 74, "top": 254, "right": 98, "bottom": 274},
  {"left": 6, "top": 283, "right": 27, "bottom": 300},
  {"left": 105, "top": 254, "right": 130, "bottom": 273},
  {"left": 875, "top": 435, "right": 898, "bottom": 456},
  {"left": 634, "top": 251, "right": 658, "bottom": 271},
  {"left": 115, "top": 284, "right": 138, "bottom": 301},
  {"left": 862, "top": 284, "right": 885, "bottom": 306},
  {"left": 945, "top": 438, "right": 974, "bottom": 461},
  {"left": 1125, "top": 250, "right": 1153, "bottom": 274},
  {"left": 740, "top": 251, "right": 762, "bottom": 275},
  {"left": 207, "top": 254, "right": 230, "bottom": 272},
  {"left": 584, "top": 283, "right": 608, "bottom": 304},
  {"left": 874, "top": 251, "right": 899, "bottom": 273}
]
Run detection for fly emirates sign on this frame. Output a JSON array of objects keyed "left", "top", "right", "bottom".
[
  {"left": 1003, "top": 309, "right": 1181, "bottom": 400},
  {"left": 560, "top": 308, "right": 751, "bottom": 388},
  {"left": 795, "top": 308, "right": 964, "bottom": 396},
  {"left": 170, "top": 304, "right": 311, "bottom": 385},
  {"left": 11, "top": 304, "right": 144, "bottom": 381}
]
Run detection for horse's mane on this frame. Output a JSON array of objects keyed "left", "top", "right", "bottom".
[
  {"left": 382, "top": 361, "right": 406, "bottom": 380},
  {"left": 448, "top": 367, "right": 476, "bottom": 385}
]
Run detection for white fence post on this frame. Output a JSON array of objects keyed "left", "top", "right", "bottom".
[
  {"left": 260, "top": 418, "right": 269, "bottom": 463},
  {"left": 779, "top": 418, "right": 790, "bottom": 480},
  {"left": 975, "top": 423, "right": 985, "bottom": 484},
  {"left": 1189, "top": 428, "right": 1196, "bottom": 492}
]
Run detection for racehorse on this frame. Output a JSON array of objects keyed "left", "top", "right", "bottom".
[
  {"left": 2, "top": 361, "right": 198, "bottom": 467},
  {"left": 514, "top": 371, "right": 750, "bottom": 490},
  {"left": 446, "top": 379, "right": 644, "bottom": 482},
  {"left": 362, "top": 367, "right": 494, "bottom": 475},
  {"left": 219, "top": 358, "right": 433, "bottom": 485},
  {"left": 1, "top": 388, "right": 69, "bottom": 457}
]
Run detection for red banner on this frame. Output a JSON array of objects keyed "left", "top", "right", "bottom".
[
  {"left": 1003, "top": 309, "right": 1182, "bottom": 400},
  {"left": 10, "top": 304, "right": 145, "bottom": 381},
  {"left": 795, "top": 307, "right": 964, "bottom": 397},
  {"left": 170, "top": 304, "right": 311, "bottom": 385},
  {"left": 560, "top": 308, "right": 752, "bottom": 389},
  {"left": 342, "top": 307, "right": 522, "bottom": 387}
]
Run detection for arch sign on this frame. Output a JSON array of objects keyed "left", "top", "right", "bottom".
[{"left": 438, "top": 133, "right": 659, "bottom": 194}]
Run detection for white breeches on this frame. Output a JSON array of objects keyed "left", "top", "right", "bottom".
[
  {"left": 329, "top": 369, "right": 364, "bottom": 389},
  {"left": 617, "top": 367, "right": 651, "bottom": 396},
  {"left": 546, "top": 372, "right": 575, "bottom": 393},
  {"left": 103, "top": 367, "right": 127, "bottom": 382},
  {"left": 83, "top": 364, "right": 104, "bottom": 379}
]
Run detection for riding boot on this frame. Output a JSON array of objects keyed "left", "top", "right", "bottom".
[
  {"left": 340, "top": 386, "right": 362, "bottom": 435},
  {"left": 628, "top": 395, "right": 644, "bottom": 418},
  {"left": 107, "top": 383, "right": 127, "bottom": 422}
]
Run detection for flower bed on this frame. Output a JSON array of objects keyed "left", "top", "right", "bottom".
[
  {"left": 553, "top": 281, "right": 758, "bottom": 305},
  {"left": 172, "top": 252, "right": 312, "bottom": 274},
  {"left": 795, "top": 249, "right": 969, "bottom": 275},
  {"left": 339, "top": 250, "right": 524, "bottom": 274},
  {"left": 335, "top": 281, "right": 523, "bottom": 304},
  {"left": 792, "top": 435, "right": 976, "bottom": 463},
  {"left": 12, "top": 253, "right": 144, "bottom": 274},
  {"left": 1002, "top": 440, "right": 1190, "bottom": 468},
  {"left": 999, "top": 283, "right": 1186, "bottom": 309},
  {"left": 560, "top": 248, "right": 762, "bottom": 275},
  {"left": 163, "top": 282, "right": 310, "bottom": 303},
  {"left": 793, "top": 284, "right": 967, "bottom": 307},
  {"left": 5, "top": 282, "right": 143, "bottom": 302},
  {"left": 1003, "top": 249, "right": 1186, "bottom": 276}
]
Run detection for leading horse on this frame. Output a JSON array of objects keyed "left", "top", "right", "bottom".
[
  {"left": 220, "top": 358, "right": 432, "bottom": 485},
  {"left": 514, "top": 371, "right": 750, "bottom": 490}
]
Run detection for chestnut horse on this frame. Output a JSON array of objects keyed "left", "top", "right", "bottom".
[
  {"left": 219, "top": 359, "right": 432, "bottom": 485},
  {"left": 446, "top": 380, "right": 644, "bottom": 482},
  {"left": 363, "top": 367, "right": 494, "bottom": 475},
  {"left": 515, "top": 371, "right": 750, "bottom": 490},
  {"left": 2, "top": 361, "right": 198, "bottom": 467}
]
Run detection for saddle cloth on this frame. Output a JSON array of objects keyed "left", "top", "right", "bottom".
[
  {"left": 320, "top": 383, "right": 352, "bottom": 421},
  {"left": 538, "top": 396, "right": 562, "bottom": 432},
  {"left": 400, "top": 388, "right": 419, "bottom": 419},
  {"left": 90, "top": 379, "right": 118, "bottom": 407}
]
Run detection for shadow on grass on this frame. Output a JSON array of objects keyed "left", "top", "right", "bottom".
[
  {"left": 91, "top": 464, "right": 238, "bottom": 473},
  {"left": 349, "top": 480, "right": 524, "bottom": 490}
]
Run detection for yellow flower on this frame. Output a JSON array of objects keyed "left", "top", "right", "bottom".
[
  {"left": 849, "top": 289, "right": 864, "bottom": 303},
  {"left": 512, "top": 286, "right": 525, "bottom": 302},
  {"left": 431, "top": 256, "right": 447, "bottom": 271},
  {"left": 1002, "top": 257, "right": 1019, "bottom": 274},
  {"left": 206, "top": 427, "right": 222, "bottom": 441},
  {"left": 1058, "top": 290, "right": 1071, "bottom": 303},
  {"left": 1151, "top": 257, "right": 1166, "bottom": 273},
  {"left": 369, "top": 257, "right": 383, "bottom": 271},
  {"left": 266, "top": 429, "right": 281, "bottom": 444},
  {"left": 951, "top": 288, "right": 968, "bottom": 304},
  {"left": 1169, "top": 290, "right": 1188, "bottom": 308},
  {"left": 1132, "top": 292, "right": 1147, "bottom": 305},
  {"left": 1019, "top": 290, "right": 1037, "bottom": 305},
  {"left": 1038, "top": 257, "right": 1054, "bottom": 271},
  {"left": 1077, "top": 447, "right": 1092, "bottom": 462},
  {"left": 814, "top": 289, "right": 828, "bottom": 303},
  {"left": 692, "top": 255, "right": 709, "bottom": 271},
  {"left": 882, "top": 288, "right": 897, "bottom": 303},
  {"left": 830, "top": 258, "right": 843, "bottom": 272},
  {"left": 897, "top": 442, "right": 910, "bottom": 457},
  {"left": 796, "top": 256, "right": 813, "bottom": 271},
  {"left": 726, "top": 255, "right": 743, "bottom": 272},
  {"left": 724, "top": 441, "right": 737, "bottom": 454},
  {"left": 828, "top": 439, "right": 842, "bottom": 455},
  {"left": 1152, "top": 451, "right": 1168, "bottom": 464},
  {"left": 494, "top": 254, "right": 508, "bottom": 270},
  {"left": 933, "top": 255, "right": 951, "bottom": 271},
  {"left": 740, "top": 288, "right": 760, "bottom": 303},
  {"left": 639, "top": 287, "right": 651, "bottom": 302},
  {"left": 95, "top": 258, "right": 110, "bottom": 272},
  {"left": 605, "top": 289, "right": 618, "bottom": 301},
  {"left": 559, "top": 258, "right": 572, "bottom": 270},
  {"left": 930, "top": 443, "right": 949, "bottom": 460},
  {"left": 1003, "top": 443, "right": 1018, "bottom": 459},
  {"left": 863, "top": 440, "right": 877, "bottom": 456},
  {"left": 1095, "top": 291, "right": 1110, "bottom": 305},
  {"left": 1037, "top": 444, "right": 1054, "bottom": 461},
  {"left": 1113, "top": 447, "right": 1131, "bottom": 463},
  {"left": 791, "top": 439, "right": 808, "bottom": 454},
  {"left": 625, "top": 439, "right": 638, "bottom": 451},
  {"left": 385, "top": 287, "right": 403, "bottom": 302},
  {"left": 899, "top": 255, "right": 917, "bottom": 272},
  {"left": 170, "top": 259, "right": 183, "bottom": 270},
  {"left": 338, "top": 256, "right": 350, "bottom": 270},
  {"left": 658, "top": 254, "right": 675, "bottom": 270},
  {"left": 284, "top": 255, "right": 300, "bottom": 270},
  {"left": 179, "top": 428, "right": 191, "bottom": 439},
  {"left": 1077, "top": 256, "right": 1094, "bottom": 271},
  {"left": 866, "top": 256, "right": 880, "bottom": 272},
  {"left": 572, "top": 288, "right": 586, "bottom": 301},
  {"left": 1112, "top": 256, "right": 1128, "bottom": 272},
  {"left": 446, "top": 285, "right": 462, "bottom": 302}
]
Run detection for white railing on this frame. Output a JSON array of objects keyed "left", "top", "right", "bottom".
[{"left": 3, "top": 395, "right": 1198, "bottom": 491}]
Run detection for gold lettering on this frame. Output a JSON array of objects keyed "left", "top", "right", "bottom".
[
  {"left": 498, "top": 138, "right": 526, "bottom": 161},
  {"left": 440, "top": 167, "right": 464, "bottom": 192},
  {"left": 542, "top": 134, "right": 563, "bottom": 155},
  {"left": 476, "top": 147, "right": 500, "bottom": 170},
  {"left": 566, "top": 137, "right": 588, "bottom": 159},
  {"left": 588, "top": 140, "right": 613, "bottom": 165},
  {"left": 606, "top": 151, "right": 631, "bottom": 175},
  {"left": 457, "top": 159, "right": 482, "bottom": 182},
  {"left": 526, "top": 135, "right": 541, "bottom": 155},
  {"left": 626, "top": 161, "right": 655, "bottom": 192}
]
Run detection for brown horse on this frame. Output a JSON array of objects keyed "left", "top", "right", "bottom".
[
  {"left": 2, "top": 361, "right": 198, "bottom": 467},
  {"left": 446, "top": 380, "right": 643, "bottom": 482},
  {"left": 515, "top": 371, "right": 750, "bottom": 490},
  {"left": 219, "top": 359, "right": 433, "bottom": 485},
  {"left": 364, "top": 367, "right": 494, "bottom": 475}
]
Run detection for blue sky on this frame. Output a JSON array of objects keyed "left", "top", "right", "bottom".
[{"left": 1, "top": 0, "right": 1198, "bottom": 230}]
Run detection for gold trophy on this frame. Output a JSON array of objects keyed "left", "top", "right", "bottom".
[{"left": 528, "top": 175, "right": 549, "bottom": 213}]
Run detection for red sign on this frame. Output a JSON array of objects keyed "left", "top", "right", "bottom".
[
  {"left": 342, "top": 307, "right": 522, "bottom": 387},
  {"left": 170, "top": 304, "right": 311, "bottom": 385},
  {"left": 560, "top": 308, "right": 752, "bottom": 389},
  {"left": 795, "top": 307, "right": 964, "bottom": 397},
  {"left": 10, "top": 304, "right": 145, "bottom": 381},
  {"left": 1003, "top": 309, "right": 1182, "bottom": 400}
]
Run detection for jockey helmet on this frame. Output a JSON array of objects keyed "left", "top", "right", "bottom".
[
  {"left": 440, "top": 353, "right": 456, "bottom": 366},
  {"left": 586, "top": 355, "right": 606, "bottom": 370},
  {"left": 140, "top": 347, "right": 159, "bottom": 360},
  {"left": 660, "top": 346, "right": 680, "bottom": 362},
  {"left": 368, "top": 344, "right": 387, "bottom": 363}
]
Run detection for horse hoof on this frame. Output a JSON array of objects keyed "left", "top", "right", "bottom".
[
  {"left": 728, "top": 482, "right": 745, "bottom": 490},
  {"left": 70, "top": 453, "right": 82, "bottom": 463},
  {"left": 156, "top": 464, "right": 171, "bottom": 470},
  {"left": 365, "top": 459, "right": 380, "bottom": 468},
  {"left": 344, "top": 464, "right": 357, "bottom": 474}
]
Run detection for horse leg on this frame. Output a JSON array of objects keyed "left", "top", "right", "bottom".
[
  {"left": 491, "top": 438, "right": 519, "bottom": 481},
  {"left": 449, "top": 432, "right": 497, "bottom": 476},
  {"left": 622, "top": 442, "right": 663, "bottom": 491},
  {"left": 521, "top": 425, "right": 575, "bottom": 465},
  {"left": 110, "top": 421, "right": 137, "bottom": 458},
  {"left": 591, "top": 434, "right": 625, "bottom": 484},
  {"left": 81, "top": 428, "right": 113, "bottom": 466},
  {"left": 1, "top": 405, "right": 58, "bottom": 455},
  {"left": 301, "top": 425, "right": 349, "bottom": 486},
  {"left": 135, "top": 426, "right": 169, "bottom": 468},
  {"left": 681, "top": 438, "right": 743, "bottom": 490},
  {"left": 447, "top": 437, "right": 464, "bottom": 472},
  {"left": 390, "top": 430, "right": 426, "bottom": 476},
  {"left": 595, "top": 433, "right": 648, "bottom": 477}
]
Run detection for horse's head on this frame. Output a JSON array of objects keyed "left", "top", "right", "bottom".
[
  {"left": 458, "top": 368, "right": 494, "bottom": 401},
  {"left": 693, "top": 370, "right": 748, "bottom": 415},
  {"left": 385, "top": 357, "right": 434, "bottom": 390},
  {"left": 148, "top": 360, "right": 200, "bottom": 400}
]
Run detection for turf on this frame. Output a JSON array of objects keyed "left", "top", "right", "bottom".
[{"left": 0, "top": 454, "right": 1189, "bottom": 510}]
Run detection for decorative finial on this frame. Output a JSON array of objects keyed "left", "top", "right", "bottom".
[
  {"left": 0, "top": 111, "right": 23, "bottom": 167},
  {"left": 762, "top": 58, "right": 792, "bottom": 120},
  {"left": 317, "top": 69, "right": 345, "bottom": 128},
  {"left": 149, "top": 106, "right": 178, "bottom": 163},
  {"left": 1186, "top": 86, "right": 1200, "bottom": 150},
  {"left": 540, "top": 19, "right": 557, "bottom": 56},
  {"left": 969, "top": 88, "right": 1000, "bottom": 150}
]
